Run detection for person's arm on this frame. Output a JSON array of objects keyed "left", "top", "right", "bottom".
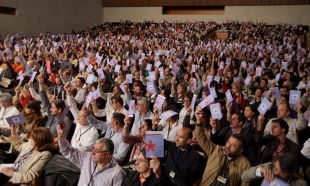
[
  {"left": 121, "top": 93, "right": 131, "bottom": 106},
  {"left": 85, "top": 114, "right": 109, "bottom": 131},
  {"left": 241, "top": 163, "right": 272, "bottom": 182},
  {"left": 57, "top": 125, "right": 87, "bottom": 168},
  {"left": 10, "top": 150, "right": 52, "bottom": 184},
  {"left": 67, "top": 95, "right": 79, "bottom": 122},
  {"left": 295, "top": 104, "right": 307, "bottom": 131},
  {"left": 113, "top": 141, "right": 131, "bottom": 162},
  {"left": 122, "top": 119, "right": 143, "bottom": 144},
  {"left": 28, "top": 87, "right": 41, "bottom": 101},
  {"left": 7, "top": 126, "right": 23, "bottom": 151},
  {"left": 193, "top": 110, "right": 217, "bottom": 156},
  {"left": 38, "top": 74, "right": 51, "bottom": 114},
  {"left": 63, "top": 116, "right": 72, "bottom": 138}
]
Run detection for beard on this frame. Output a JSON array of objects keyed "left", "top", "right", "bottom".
[{"left": 224, "top": 148, "right": 240, "bottom": 159}]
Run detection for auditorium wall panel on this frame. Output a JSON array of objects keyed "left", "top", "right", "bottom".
[
  {"left": 0, "top": 0, "right": 102, "bottom": 34},
  {"left": 102, "top": 5, "right": 310, "bottom": 26}
]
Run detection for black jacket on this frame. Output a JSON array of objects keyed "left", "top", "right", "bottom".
[
  {"left": 122, "top": 169, "right": 164, "bottom": 186},
  {"left": 163, "top": 141, "right": 205, "bottom": 186}
]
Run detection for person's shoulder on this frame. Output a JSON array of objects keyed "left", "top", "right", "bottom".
[
  {"left": 89, "top": 126, "right": 99, "bottom": 134},
  {"left": 188, "top": 148, "right": 204, "bottom": 160},
  {"left": 236, "top": 155, "right": 251, "bottom": 169},
  {"left": 286, "top": 138, "right": 299, "bottom": 148},
  {"left": 113, "top": 163, "right": 126, "bottom": 175},
  {"left": 39, "top": 150, "right": 53, "bottom": 158},
  {"left": 123, "top": 168, "right": 139, "bottom": 177}
]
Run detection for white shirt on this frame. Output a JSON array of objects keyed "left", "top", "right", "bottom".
[
  {"left": 75, "top": 87, "right": 87, "bottom": 104},
  {"left": 94, "top": 107, "right": 128, "bottom": 125},
  {"left": 0, "top": 106, "right": 19, "bottom": 128},
  {"left": 179, "top": 106, "right": 195, "bottom": 126},
  {"left": 158, "top": 120, "right": 182, "bottom": 142},
  {"left": 71, "top": 124, "right": 99, "bottom": 152},
  {"left": 301, "top": 138, "right": 310, "bottom": 159},
  {"left": 67, "top": 95, "right": 99, "bottom": 151},
  {"left": 130, "top": 110, "right": 154, "bottom": 135}
]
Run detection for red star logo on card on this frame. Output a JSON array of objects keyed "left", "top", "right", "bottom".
[{"left": 145, "top": 139, "right": 156, "bottom": 152}]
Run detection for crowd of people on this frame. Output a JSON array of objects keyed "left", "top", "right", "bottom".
[{"left": 0, "top": 20, "right": 309, "bottom": 186}]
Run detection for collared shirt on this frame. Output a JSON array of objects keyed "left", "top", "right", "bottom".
[
  {"left": 86, "top": 115, "right": 131, "bottom": 162},
  {"left": 130, "top": 110, "right": 154, "bottom": 136},
  {"left": 67, "top": 95, "right": 99, "bottom": 151},
  {"left": 158, "top": 120, "right": 182, "bottom": 142},
  {"left": 179, "top": 106, "right": 194, "bottom": 126},
  {"left": 59, "top": 138, "right": 125, "bottom": 186},
  {"left": 71, "top": 124, "right": 99, "bottom": 152}
]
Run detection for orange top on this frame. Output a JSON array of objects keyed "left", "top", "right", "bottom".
[{"left": 11, "top": 64, "right": 25, "bottom": 74}]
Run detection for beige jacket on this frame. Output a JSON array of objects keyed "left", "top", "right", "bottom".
[
  {"left": 194, "top": 126, "right": 250, "bottom": 186},
  {"left": 8, "top": 136, "right": 52, "bottom": 186}
]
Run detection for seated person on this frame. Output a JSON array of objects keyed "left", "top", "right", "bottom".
[
  {"left": 256, "top": 118, "right": 299, "bottom": 164},
  {"left": 194, "top": 109, "right": 251, "bottom": 185},
  {"left": 122, "top": 149, "right": 163, "bottom": 186},
  {"left": 38, "top": 73, "right": 72, "bottom": 140},
  {"left": 0, "top": 93, "right": 19, "bottom": 136},
  {"left": 0, "top": 127, "right": 55, "bottom": 185},
  {"left": 163, "top": 127, "right": 204, "bottom": 186},
  {"left": 86, "top": 112, "right": 131, "bottom": 162},
  {"left": 57, "top": 125, "right": 125, "bottom": 186},
  {"left": 65, "top": 83, "right": 99, "bottom": 151},
  {"left": 22, "top": 100, "right": 45, "bottom": 138},
  {"left": 122, "top": 118, "right": 153, "bottom": 162},
  {"left": 241, "top": 153, "right": 307, "bottom": 186}
]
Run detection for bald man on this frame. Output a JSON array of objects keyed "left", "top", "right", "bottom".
[{"left": 162, "top": 128, "right": 204, "bottom": 186}]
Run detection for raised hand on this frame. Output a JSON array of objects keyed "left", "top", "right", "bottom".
[
  {"left": 56, "top": 124, "right": 65, "bottom": 139},
  {"left": 260, "top": 167, "right": 274, "bottom": 183},
  {"left": 37, "top": 74, "right": 44, "bottom": 84},
  {"left": 150, "top": 156, "right": 161, "bottom": 178},
  {"left": 209, "top": 117, "right": 217, "bottom": 129},
  {"left": 195, "top": 109, "right": 204, "bottom": 124}
]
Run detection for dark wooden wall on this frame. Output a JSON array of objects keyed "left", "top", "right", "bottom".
[{"left": 103, "top": 0, "right": 310, "bottom": 7}]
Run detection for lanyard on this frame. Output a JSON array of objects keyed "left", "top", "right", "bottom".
[
  {"left": 87, "top": 164, "right": 98, "bottom": 186},
  {"left": 108, "top": 130, "right": 116, "bottom": 139},
  {"left": 78, "top": 127, "right": 92, "bottom": 141}
]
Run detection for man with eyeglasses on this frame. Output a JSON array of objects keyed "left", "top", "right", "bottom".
[{"left": 57, "top": 125, "right": 125, "bottom": 186}]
